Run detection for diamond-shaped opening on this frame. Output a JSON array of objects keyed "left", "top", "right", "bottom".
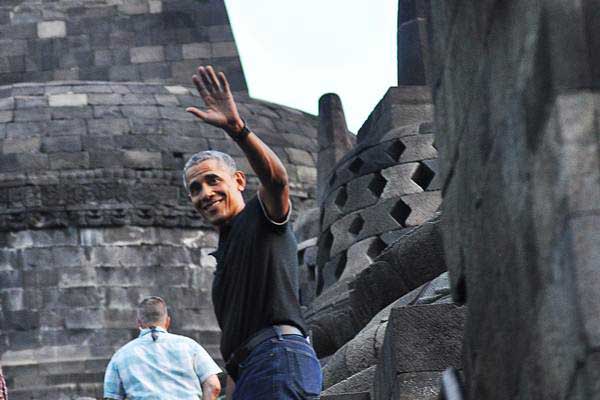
[
  {"left": 316, "top": 264, "right": 325, "bottom": 295},
  {"left": 329, "top": 171, "right": 337, "bottom": 187},
  {"left": 411, "top": 162, "right": 435, "bottom": 190},
  {"left": 297, "top": 248, "right": 305, "bottom": 265},
  {"left": 386, "top": 140, "right": 406, "bottom": 161},
  {"left": 348, "top": 214, "right": 365, "bottom": 236},
  {"left": 390, "top": 199, "right": 411, "bottom": 227},
  {"left": 308, "top": 263, "right": 316, "bottom": 281},
  {"left": 334, "top": 185, "right": 348, "bottom": 208},
  {"left": 334, "top": 252, "right": 348, "bottom": 280},
  {"left": 348, "top": 157, "right": 364, "bottom": 174},
  {"left": 322, "top": 229, "right": 333, "bottom": 253},
  {"left": 367, "top": 237, "right": 387, "bottom": 259},
  {"left": 367, "top": 173, "right": 387, "bottom": 197}
]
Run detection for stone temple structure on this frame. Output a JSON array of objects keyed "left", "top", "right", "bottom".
[
  {"left": 1, "top": 0, "right": 599, "bottom": 399},
  {"left": 0, "top": 1, "right": 319, "bottom": 398}
]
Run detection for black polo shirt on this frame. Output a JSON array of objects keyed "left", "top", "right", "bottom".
[{"left": 210, "top": 194, "right": 308, "bottom": 361}]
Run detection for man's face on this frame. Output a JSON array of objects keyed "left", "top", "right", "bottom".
[{"left": 185, "top": 159, "right": 246, "bottom": 227}]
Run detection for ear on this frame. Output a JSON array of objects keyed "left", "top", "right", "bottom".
[
  {"left": 165, "top": 316, "right": 171, "bottom": 330},
  {"left": 234, "top": 170, "right": 246, "bottom": 191},
  {"left": 137, "top": 319, "right": 143, "bottom": 329}
]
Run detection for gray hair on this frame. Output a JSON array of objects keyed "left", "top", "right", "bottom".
[
  {"left": 182, "top": 150, "right": 237, "bottom": 192},
  {"left": 137, "top": 296, "right": 168, "bottom": 325}
]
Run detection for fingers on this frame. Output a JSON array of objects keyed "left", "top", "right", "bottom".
[
  {"left": 218, "top": 72, "right": 231, "bottom": 94},
  {"left": 197, "top": 66, "right": 214, "bottom": 93},
  {"left": 192, "top": 75, "right": 209, "bottom": 98},
  {"left": 206, "top": 66, "right": 222, "bottom": 92},
  {"left": 186, "top": 107, "right": 209, "bottom": 121},
  {"left": 195, "top": 66, "right": 226, "bottom": 94}
]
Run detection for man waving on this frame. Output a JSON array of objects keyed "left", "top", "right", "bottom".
[{"left": 183, "top": 66, "right": 322, "bottom": 399}]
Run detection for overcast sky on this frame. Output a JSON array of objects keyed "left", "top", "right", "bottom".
[{"left": 224, "top": 1, "right": 398, "bottom": 133}]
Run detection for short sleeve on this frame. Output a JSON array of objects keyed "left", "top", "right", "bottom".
[
  {"left": 103, "top": 358, "right": 126, "bottom": 400},
  {"left": 257, "top": 192, "right": 292, "bottom": 226},
  {"left": 193, "top": 344, "right": 222, "bottom": 383}
]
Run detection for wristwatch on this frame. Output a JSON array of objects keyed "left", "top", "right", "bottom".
[{"left": 232, "top": 119, "right": 251, "bottom": 142}]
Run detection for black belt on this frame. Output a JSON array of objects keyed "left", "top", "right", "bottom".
[{"left": 225, "top": 325, "right": 304, "bottom": 381}]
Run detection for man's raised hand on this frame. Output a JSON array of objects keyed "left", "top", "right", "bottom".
[{"left": 186, "top": 66, "right": 245, "bottom": 138}]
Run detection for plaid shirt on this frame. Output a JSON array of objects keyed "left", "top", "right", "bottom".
[
  {"left": 0, "top": 365, "right": 7, "bottom": 400},
  {"left": 104, "top": 327, "right": 221, "bottom": 400}
]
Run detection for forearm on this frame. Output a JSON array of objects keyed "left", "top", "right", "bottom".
[
  {"left": 235, "top": 130, "right": 288, "bottom": 191},
  {"left": 225, "top": 375, "right": 235, "bottom": 400}
]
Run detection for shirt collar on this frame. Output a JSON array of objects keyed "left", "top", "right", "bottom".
[{"left": 138, "top": 326, "right": 167, "bottom": 338}]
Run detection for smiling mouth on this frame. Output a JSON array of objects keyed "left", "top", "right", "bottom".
[{"left": 202, "top": 199, "right": 222, "bottom": 211}]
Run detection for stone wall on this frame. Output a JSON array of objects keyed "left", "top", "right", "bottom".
[
  {"left": 0, "top": 0, "right": 247, "bottom": 90},
  {"left": 431, "top": 1, "right": 600, "bottom": 398}
]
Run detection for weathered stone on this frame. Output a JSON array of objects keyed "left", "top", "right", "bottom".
[
  {"left": 317, "top": 93, "right": 355, "bottom": 202},
  {"left": 48, "top": 93, "right": 88, "bottom": 107},
  {"left": 321, "top": 273, "right": 451, "bottom": 388},
  {"left": 37, "top": 21, "right": 66, "bottom": 39},
  {"left": 373, "top": 304, "right": 464, "bottom": 400},
  {"left": 322, "top": 366, "right": 376, "bottom": 396},
  {"left": 349, "top": 216, "right": 445, "bottom": 327}
]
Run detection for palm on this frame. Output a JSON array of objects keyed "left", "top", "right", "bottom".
[{"left": 186, "top": 66, "right": 243, "bottom": 136}]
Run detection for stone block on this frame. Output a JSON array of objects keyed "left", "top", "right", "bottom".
[
  {"left": 15, "top": 96, "right": 46, "bottom": 109},
  {"left": 373, "top": 304, "right": 464, "bottom": 400},
  {"left": 349, "top": 217, "right": 445, "bottom": 327},
  {"left": 123, "top": 150, "right": 162, "bottom": 169},
  {"left": 6, "top": 121, "right": 43, "bottom": 138},
  {"left": 3, "top": 137, "right": 41, "bottom": 154},
  {"left": 149, "top": 1, "right": 163, "bottom": 14},
  {"left": 0, "top": 39, "right": 27, "bottom": 57},
  {"left": 51, "top": 107, "right": 93, "bottom": 120},
  {"left": 211, "top": 41, "right": 238, "bottom": 58},
  {"left": 64, "top": 308, "right": 105, "bottom": 330},
  {"left": 130, "top": 46, "right": 165, "bottom": 64},
  {"left": 341, "top": 237, "right": 387, "bottom": 281},
  {"left": 118, "top": 1, "right": 149, "bottom": 15},
  {"left": 321, "top": 393, "right": 370, "bottom": 400},
  {"left": 48, "top": 93, "right": 88, "bottom": 108},
  {"left": 0, "top": 111, "right": 14, "bottom": 123},
  {"left": 0, "top": 97, "right": 14, "bottom": 111},
  {"left": 42, "top": 136, "right": 82, "bottom": 153},
  {"left": 322, "top": 366, "right": 376, "bottom": 397},
  {"left": 14, "top": 108, "right": 51, "bottom": 122},
  {"left": 94, "top": 106, "right": 123, "bottom": 118},
  {"left": 47, "top": 119, "right": 87, "bottom": 136},
  {"left": 109, "top": 65, "right": 140, "bottom": 81},
  {"left": 37, "top": 21, "right": 66, "bottom": 39},
  {"left": 88, "top": 94, "right": 122, "bottom": 106},
  {"left": 0, "top": 153, "right": 48, "bottom": 172},
  {"left": 380, "top": 163, "right": 423, "bottom": 198},
  {"left": 87, "top": 118, "right": 129, "bottom": 136},
  {"left": 401, "top": 191, "right": 441, "bottom": 226},
  {"left": 49, "top": 152, "right": 90, "bottom": 170},
  {"left": 182, "top": 43, "right": 211, "bottom": 59},
  {"left": 343, "top": 174, "right": 384, "bottom": 214},
  {"left": 121, "top": 105, "right": 160, "bottom": 119},
  {"left": 285, "top": 147, "right": 314, "bottom": 166},
  {"left": 357, "top": 198, "right": 404, "bottom": 239}
]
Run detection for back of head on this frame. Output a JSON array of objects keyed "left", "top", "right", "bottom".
[{"left": 137, "top": 296, "right": 168, "bottom": 327}]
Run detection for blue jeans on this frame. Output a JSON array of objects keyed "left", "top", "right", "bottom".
[{"left": 232, "top": 335, "right": 323, "bottom": 399}]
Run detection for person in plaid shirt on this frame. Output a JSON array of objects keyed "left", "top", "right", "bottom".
[{"left": 103, "top": 296, "right": 221, "bottom": 400}]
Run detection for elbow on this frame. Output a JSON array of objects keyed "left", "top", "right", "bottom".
[
  {"left": 202, "top": 375, "right": 221, "bottom": 398},
  {"left": 269, "top": 170, "right": 289, "bottom": 191}
]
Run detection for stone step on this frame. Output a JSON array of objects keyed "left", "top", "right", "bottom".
[{"left": 321, "top": 392, "right": 371, "bottom": 400}]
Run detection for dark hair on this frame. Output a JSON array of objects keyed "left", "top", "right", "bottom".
[
  {"left": 182, "top": 150, "right": 237, "bottom": 193},
  {"left": 137, "top": 296, "right": 168, "bottom": 325}
]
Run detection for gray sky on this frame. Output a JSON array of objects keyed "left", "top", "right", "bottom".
[{"left": 224, "top": 1, "right": 398, "bottom": 133}]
